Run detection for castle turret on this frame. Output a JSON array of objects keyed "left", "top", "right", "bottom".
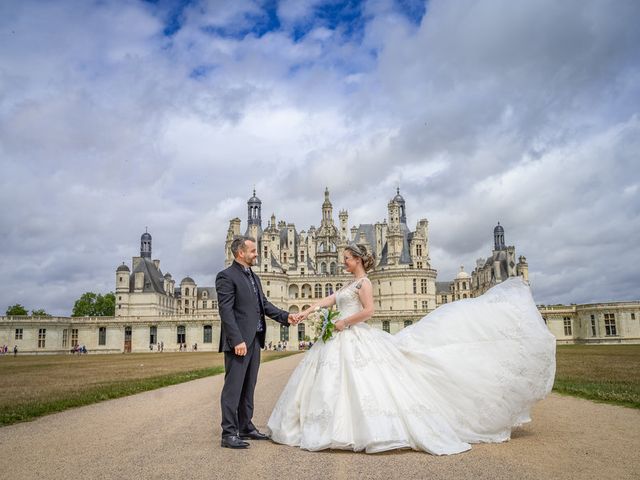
[
  {"left": 494, "top": 222, "right": 505, "bottom": 251},
  {"left": 116, "top": 263, "right": 130, "bottom": 293},
  {"left": 115, "top": 263, "right": 130, "bottom": 317},
  {"left": 321, "top": 187, "right": 334, "bottom": 226},
  {"left": 141, "top": 230, "right": 152, "bottom": 258},
  {"left": 517, "top": 255, "right": 529, "bottom": 282},
  {"left": 386, "top": 195, "right": 403, "bottom": 265},
  {"left": 225, "top": 218, "right": 242, "bottom": 266},
  {"left": 246, "top": 190, "right": 263, "bottom": 241},
  {"left": 180, "top": 277, "right": 197, "bottom": 315},
  {"left": 339, "top": 210, "right": 348, "bottom": 240},
  {"left": 392, "top": 187, "right": 407, "bottom": 224},
  {"left": 248, "top": 189, "right": 262, "bottom": 227}
]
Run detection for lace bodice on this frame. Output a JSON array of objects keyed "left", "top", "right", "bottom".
[{"left": 335, "top": 278, "right": 368, "bottom": 320}]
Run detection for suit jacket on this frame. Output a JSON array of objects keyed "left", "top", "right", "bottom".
[{"left": 215, "top": 261, "right": 290, "bottom": 352}]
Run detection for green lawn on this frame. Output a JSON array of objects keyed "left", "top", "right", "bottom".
[
  {"left": 553, "top": 344, "right": 640, "bottom": 409},
  {"left": 0, "top": 350, "right": 299, "bottom": 426},
  {"left": 0, "top": 344, "right": 637, "bottom": 427}
]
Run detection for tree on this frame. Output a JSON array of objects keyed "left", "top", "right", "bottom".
[
  {"left": 72, "top": 292, "right": 116, "bottom": 317},
  {"left": 6, "top": 304, "right": 28, "bottom": 316},
  {"left": 31, "top": 309, "right": 51, "bottom": 317}
]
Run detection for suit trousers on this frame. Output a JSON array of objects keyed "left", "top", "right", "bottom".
[{"left": 220, "top": 337, "right": 261, "bottom": 437}]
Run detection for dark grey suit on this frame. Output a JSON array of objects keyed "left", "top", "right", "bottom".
[{"left": 216, "top": 260, "right": 289, "bottom": 437}]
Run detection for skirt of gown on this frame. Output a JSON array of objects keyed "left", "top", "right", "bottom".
[{"left": 266, "top": 277, "right": 556, "bottom": 455}]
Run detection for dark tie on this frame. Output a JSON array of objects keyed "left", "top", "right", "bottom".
[{"left": 244, "top": 268, "right": 264, "bottom": 332}]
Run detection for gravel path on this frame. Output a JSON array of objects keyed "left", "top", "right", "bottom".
[{"left": 1, "top": 354, "right": 638, "bottom": 480}]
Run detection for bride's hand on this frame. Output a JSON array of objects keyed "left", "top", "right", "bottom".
[
  {"left": 334, "top": 319, "right": 347, "bottom": 332},
  {"left": 298, "top": 310, "right": 310, "bottom": 321}
]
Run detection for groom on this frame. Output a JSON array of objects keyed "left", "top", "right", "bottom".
[{"left": 216, "top": 235, "right": 297, "bottom": 449}]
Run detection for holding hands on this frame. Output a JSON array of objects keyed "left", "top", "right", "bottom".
[{"left": 288, "top": 312, "right": 306, "bottom": 325}]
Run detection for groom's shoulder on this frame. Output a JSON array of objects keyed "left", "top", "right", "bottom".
[{"left": 216, "top": 263, "right": 237, "bottom": 281}]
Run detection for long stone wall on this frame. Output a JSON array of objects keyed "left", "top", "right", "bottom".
[{"left": 2, "top": 299, "right": 639, "bottom": 354}]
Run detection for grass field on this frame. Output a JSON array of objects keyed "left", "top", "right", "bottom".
[
  {"left": 0, "top": 350, "right": 299, "bottom": 426},
  {"left": 553, "top": 344, "right": 640, "bottom": 409},
  {"left": 0, "top": 345, "right": 638, "bottom": 427}
]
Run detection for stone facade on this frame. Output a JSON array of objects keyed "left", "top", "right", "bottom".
[{"left": 539, "top": 302, "right": 640, "bottom": 344}]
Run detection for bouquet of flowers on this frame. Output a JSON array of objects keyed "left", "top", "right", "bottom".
[{"left": 305, "top": 307, "right": 341, "bottom": 343}]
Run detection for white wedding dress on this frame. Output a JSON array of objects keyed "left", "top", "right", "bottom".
[{"left": 267, "top": 276, "right": 556, "bottom": 455}]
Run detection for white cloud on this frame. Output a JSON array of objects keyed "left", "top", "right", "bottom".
[{"left": 1, "top": 0, "right": 639, "bottom": 315}]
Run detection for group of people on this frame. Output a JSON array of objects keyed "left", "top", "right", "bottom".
[
  {"left": 70, "top": 344, "right": 88, "bottom": 354},
  {"left": 0, "top": 345, "right": 18, "bottom": 356},
  {"left": 147, "top": 342, "right": 199, "bottom": 352},
  {"left": 215, "top": 235, "right": 556, "bottom": 454},
  {"left": 265, "top": 341, "right": 290, "bottom": 351},
  {"left": 178, "top": 343, "right": 198, "bottom": 352}
]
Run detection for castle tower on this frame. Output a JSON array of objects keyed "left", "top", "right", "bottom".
[
  {"left": 321, "top": 187, "right": 334, "bottom": 226},
  {"left": 116, "top": 263, "right": 130, "bottom": 293},
  {"left": 248, "top": 189, "right": 262, "bottom": 227},
  {"left": 316, "top": 188, "right": 339, "bottom": 274},
  {"left": 225, "top": 218, "right": 242, "bottom": 266},
  {"left": 517, "top": 255, "right": 529, "bottom": 282},
  {"left": 494, "top": 222, "right": 505, "bottom": 251},
  {"left": 246, "top": 190, "right": 263, "bottom": 242},
  {"left": 386, "top": 195, "right": 403, "bottom": 265},
  {"left": 392, "top": 187, "right": 407, "bottom": 224},
  {"left": 140, "top": 229, "right": 152, "bottom": 258},
  {"left": 115, "top": 263, "right": 130, "bottom": 317},
  {"left": 180, "top": 277, "right": 197, "bottom": 315},
  {"left": 339, "top": 210, "right": 349, "bottom": 240}
]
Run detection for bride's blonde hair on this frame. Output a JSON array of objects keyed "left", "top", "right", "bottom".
[{"left": 345, "top": 244, "right": 375, "bottom": 272}]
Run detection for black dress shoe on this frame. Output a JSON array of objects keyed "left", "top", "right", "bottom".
[
  {"left": 239, "top": 429, "right": 269, "bottom": 440},
  {"left": 221, "top": 435, "right": 249, "bottom": 449}
]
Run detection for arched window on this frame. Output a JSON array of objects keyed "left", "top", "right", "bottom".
[
  {"left": 325, "top": 284, "right": 333, "bottom": 296},
  {"left": 185, "top": 288, "right": 189, "bottom": 296},
  {"left": 314, "top": 284, "right": 322, "bottom": 298},
  {"left": 382, "top": 321, "right": 390, "bottom": 333},
  {"left": 321, "top": 262, "right": 327, "bottom": 274},
  {"left": 298, "top": 323, "right": 305, "bottom": 341},
  {"left": 403, "top": 320, "right": 413, "bottom": 328},
  {"left": 288, "top": 305, "right": 299, "bottom": 314},
  {"left": 330, "top": 262, "right": 336, "bottom": 274}
]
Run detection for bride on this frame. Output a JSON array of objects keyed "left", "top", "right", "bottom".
[{"left": 267, "top": 244, "right": 556, "bottom": 455}]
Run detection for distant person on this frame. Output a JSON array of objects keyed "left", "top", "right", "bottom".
[{"left": 13, "top": 345, "right": 18, "bottom": 356}]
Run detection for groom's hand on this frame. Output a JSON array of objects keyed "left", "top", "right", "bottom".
[
  {"left": 288, "top": 314, "right": 299, "bottom": 325},
  {"left": 234, "top": 342, "right": 247, "bottom": 356}
]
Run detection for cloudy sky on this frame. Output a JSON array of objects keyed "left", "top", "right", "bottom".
[{"left": 1, "top": 0, "right": 639, "bottom": 316}]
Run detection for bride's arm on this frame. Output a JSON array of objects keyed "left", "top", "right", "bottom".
[
  {"left": 298, "top": 293, "right": 336, "bottom": 320},
  {"left": 335, "top": 279, "right": 374, "bottom": 331}
]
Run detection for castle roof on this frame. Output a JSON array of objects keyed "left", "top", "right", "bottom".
[{"left": 130, "top": 257, "right": 166, "bottom": 294}]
